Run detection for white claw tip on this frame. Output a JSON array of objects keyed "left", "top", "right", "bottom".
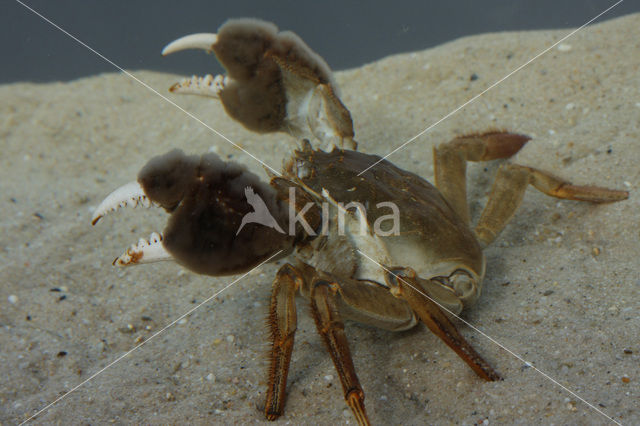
[
  {"left": 91, "top": 181, "right": 151, "bottom": 225},
  {"left": 113, "top": 232, "right": 172, "bottom": 266},
  {"left": 162, "top": 33, "right": 218, "bottom": 56}
]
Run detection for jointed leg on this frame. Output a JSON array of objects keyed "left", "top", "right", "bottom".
[
  {"left": 385, "top": 267, "right": 501, "bottom": 382},
  {"left": 265, "top": 263, "right": 304, "bottom": 420},
  {"left": 475, "top": 163, "right": 629, "bottom": 246},
  {"left": 310, "top": 276, "right": 370, "bottom": 426},
  {"left": 434, "top": 131, "right": 530, "bottom": 224}
]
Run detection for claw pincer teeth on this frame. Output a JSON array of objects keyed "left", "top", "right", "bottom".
[
  {"left": 169, "top": 74, "right": 226, "bottom": 97},
  {"left": 113, "top": 232, "right": 170, "bottom": 267},
  {"left": 91, "top": 181, "right": 152, "bottom": 225},
  {"left": 93, "top": 181, "right": 173, "bottom": 267}
]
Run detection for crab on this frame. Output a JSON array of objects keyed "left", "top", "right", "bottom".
[{"left": 91, "top": 18, "right": 629, "bottom": 425}]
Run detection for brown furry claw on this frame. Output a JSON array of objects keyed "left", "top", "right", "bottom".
[{"left": 161, "top": 18, "right": 356, "bottom": 150}]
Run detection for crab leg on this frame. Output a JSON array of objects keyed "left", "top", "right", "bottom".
[
  {"left": 433, "top": 131, "right": 629, "bottom": 246},
  {"left": 309, "top": 277, "right": 370, "bottom": 426},
  {"left": 265, "top": 263, "right": 303, "bottom": 420},
  {"left": 386, "top": 267, "right": 501, "bottom": 382},
  {"left": 475, "top": 163, "right": 629, "bottom": 246},
  {"left": 434, "top": 131, "right": 530, "bottom": 225}
]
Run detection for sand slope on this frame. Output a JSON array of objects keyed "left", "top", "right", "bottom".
[{"left": 1, "top": 13, "right": 638, "bottom": 425}]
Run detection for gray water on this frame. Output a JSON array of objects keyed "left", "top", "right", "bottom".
[{"left": 4, "top": 0, "right": 638, "bottom": 83}]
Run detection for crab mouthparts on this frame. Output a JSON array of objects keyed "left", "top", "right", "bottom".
[{"left": 91, "top": 181, "right": 173, "bottom": 266}]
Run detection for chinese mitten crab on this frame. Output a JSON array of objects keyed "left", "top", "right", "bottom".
[{"left": 92, "top": 18, "right": 629, "bottom": 425}]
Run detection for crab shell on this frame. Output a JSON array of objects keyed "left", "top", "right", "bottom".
[{"left": 284, "top": 142, "right": 484, "bottom": 316}]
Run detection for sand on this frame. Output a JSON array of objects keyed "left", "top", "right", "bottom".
[{"left": 1, "top": 13, "right": 638, "bottom": 426}]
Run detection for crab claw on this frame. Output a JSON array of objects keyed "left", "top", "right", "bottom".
[
  {"left": 162, "top": 33, "right": 228, "bottom": 98},
  {"left": 91, "top": 181, "right": 153, "bottom": 226},
  {"left": 92, "top": 181, "right": 174, "bottom": 266},
  {"left": 168, "top": 74, "right": 228, "bottom": 99},
  {"left": 162, "top": 18, "right": 356, "bottom": 150},
  {"left": 161, "top": 33, "right": 218, "bottom": 55},
  {"left": 113, "top": 232, "right": 172, "bottom": 266},
  {"left": 93, "top": 149, "right": 295, "bottom": 275}
]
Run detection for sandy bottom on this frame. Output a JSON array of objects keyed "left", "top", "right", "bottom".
[{"left": 1, "top": 13, "right": 638, "bottom": 426}]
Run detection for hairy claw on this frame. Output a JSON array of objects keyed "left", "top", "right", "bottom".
[{"left": 162, "top": 18, "right": 355, "bottom": 149}]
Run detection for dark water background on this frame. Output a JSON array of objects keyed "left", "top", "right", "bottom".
[{"left": 3, "top": 0, "right": 638, "bottom": 83}]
